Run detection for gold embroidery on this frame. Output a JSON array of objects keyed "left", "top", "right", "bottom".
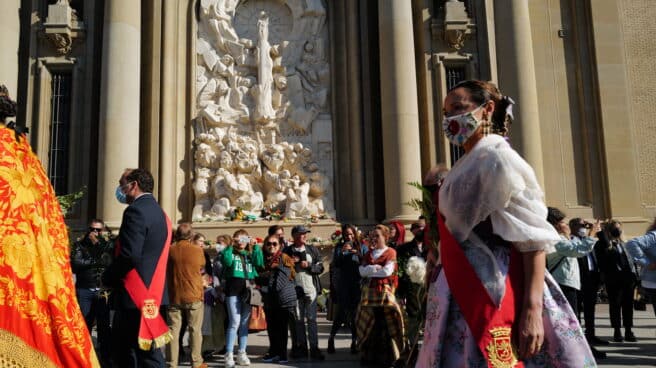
[
  {"left": 486, "top": 327, "right": 518, "bottom": 368},
  {"left": 0, "top": 127, "right": 99, "bottom": 367},
  {"left": 0, "top": 329, "right": 58, "bottom": 368}
]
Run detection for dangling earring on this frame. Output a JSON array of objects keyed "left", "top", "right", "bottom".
[{"left": 481, "top": 115, "right": 491, "bottom": 137}]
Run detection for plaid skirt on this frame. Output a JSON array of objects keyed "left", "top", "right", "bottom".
[{"left": 355, "top": 284, "right": 405, "bottom": 362}]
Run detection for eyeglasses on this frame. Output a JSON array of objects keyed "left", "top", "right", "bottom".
[
  {"left": 265, "top": 242, "right": 279, "bottom": 246},
  {"left": 89, "top": 228, "right": 103, "bottom": 233}
]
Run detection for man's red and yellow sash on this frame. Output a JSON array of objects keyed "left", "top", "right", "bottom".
[
  {"left": 118, "top": 214, "right": 173, "bottom": 350},
  {"left": 438, "top": 213, "right": 525, "bottom": 368}
]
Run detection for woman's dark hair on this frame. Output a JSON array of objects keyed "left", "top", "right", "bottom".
[
  {"left": 546, "top": 207, "right": 566, "bottom": 228},
  {"left": 341, "top": 223, "right": 361, "bottom": 252},
  {"left": 262, "top": 234, "right": 281, "bottom": 254},
  {"left": 267, "top": 224, "right": 283, "bottom": 236},
  {"left": 449, "top": 80, "right": 513, "bottom": 136},
  {"left": 192, "top": 232, "right": 206, "bottom": 243},
  {"left": 603, "top": 219, "right": 622, "bottom": 239}
]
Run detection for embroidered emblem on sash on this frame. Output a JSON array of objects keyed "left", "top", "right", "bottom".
[
  {"left": 486, "top": 327, "right": 518, "bottom": 368},
  {"left": 142, "top": 299, "right": 159, "bottom": 319}
]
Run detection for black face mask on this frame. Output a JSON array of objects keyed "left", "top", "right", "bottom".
[
  {"left": 609, "top": 228, "right": 622, "bottom": 238},
  {"left": 415, "top": 231, "right": 425, "bottom": 240}
]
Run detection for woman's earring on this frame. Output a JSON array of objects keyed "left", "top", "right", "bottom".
[{"left": 481, "top": 116, "right": 491, "bottom": 136}]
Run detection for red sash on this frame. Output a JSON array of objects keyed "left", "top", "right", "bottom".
[
  {"left": 438, "top": 214, "right": 524, "bottom": 368},
  {"left": 120, "top": 214, "right": 173, "bottom": 350}
]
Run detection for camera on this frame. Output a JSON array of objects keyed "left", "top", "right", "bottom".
[{"left": 583, "top": 222, "right": 593, "bottom": 229}]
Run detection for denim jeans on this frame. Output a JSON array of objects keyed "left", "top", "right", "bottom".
[
  {"left": 76, "top": 288, "right": 111, "bottom": 366},
  {"left": 296, "top": 295, "right": 319, "bottom": 350},
  {"left": 225, "top": 295, "right": 251, "bottom": 353}
]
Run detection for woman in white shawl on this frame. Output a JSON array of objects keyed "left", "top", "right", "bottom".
[{"left": 417, "top": 80, "right": 596, "bottom": 367}]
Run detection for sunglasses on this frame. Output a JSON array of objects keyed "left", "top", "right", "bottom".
[
  {"left": 89, "top": 228, "right": 103, "bottom": 233},
  {"left": 265, "top": 241, "right": 279, "bottom": 246}
]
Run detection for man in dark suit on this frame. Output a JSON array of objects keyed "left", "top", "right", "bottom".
[{"left": 103, "top": 168, "right": 172, "bottom": 367}]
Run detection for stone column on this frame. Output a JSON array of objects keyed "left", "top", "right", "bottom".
[
  {"left": 97, "top": 0, "right": 141, "bottom": 226},
  {"left": 378, "top": 0, "right": 422, "bottom": 222},
  {"left": 494, "top": 0, "right": 545, "bottom": 186},
  {"left": 0, "top": 0, "right": 20, "bottom": 98}
]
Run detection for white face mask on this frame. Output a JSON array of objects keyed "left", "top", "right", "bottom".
[
  {"left": 215, "top": 243, "right": 225, "bottom": 253},
  {"left": 442, "top": 104, "right": 486, "bottom": 146},
  {"left": 577, "top": 228, "right": 588, "bottom": 238}
]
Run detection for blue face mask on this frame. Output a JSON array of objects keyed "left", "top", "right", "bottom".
[{"left": 115, "top": 185, "right": 128, "bottom": 204}]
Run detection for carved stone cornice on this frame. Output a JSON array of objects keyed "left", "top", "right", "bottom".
[
  {"left": 42, "top": 0, "right": 85, "bottom": 55},
  {"left": 443, "top": 0, "right": 473, "bottom": 51}
]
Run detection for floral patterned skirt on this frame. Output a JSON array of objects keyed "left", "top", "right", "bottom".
[{"left": 416, "top": 261, "right": 597, "bottom": 367}]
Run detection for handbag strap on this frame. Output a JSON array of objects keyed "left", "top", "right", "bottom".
[{"left": 548, "top": 256, "right": 566, "bottom": 274}]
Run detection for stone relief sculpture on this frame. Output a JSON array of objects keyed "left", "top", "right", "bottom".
[
  {"left": 193, "top": 0, "right": 332, "bottom": 221},
  {"left": 254, "top": 12, "right": 276, "bottom": 124}
]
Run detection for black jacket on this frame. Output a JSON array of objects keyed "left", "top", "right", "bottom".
[
  {"left": 102, "top": 194, "right": 170, "bottom": 309},
  {"left": 71, "top": 235, "right": 114, "bottom": 289},
  {"left": 594, "top": 233, "right": 636, "bottom": 281},
  {"left": 260, "top": 255, "right": 298, "bottom": 309},
  {"left": 283, "top": 243, "right": 324, "bottom": 296}
]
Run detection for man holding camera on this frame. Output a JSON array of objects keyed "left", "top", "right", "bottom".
[{"left": 71, "top": 218, "right": 114, "bottom": 366}]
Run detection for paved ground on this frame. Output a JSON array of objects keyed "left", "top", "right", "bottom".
[{"left": 174, "top": 303, "right": 656, "bottom": 367}]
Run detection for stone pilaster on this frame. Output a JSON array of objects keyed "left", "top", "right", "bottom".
[
  {"left": 494, "top": 0, "right": 545, "bottom": 186},
  {"left": 0, "top": 0, "right": 20, "bottom": 99},
  {"left": 97, "top": 0, "right": 141, "bottom": 226},
  {"left": 378, "top": 0, "right": 422, "bottom": 222}
]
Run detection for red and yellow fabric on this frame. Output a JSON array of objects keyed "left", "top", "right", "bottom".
[{"left": 0, "top": 125, "right": 99, "bottom": 367}]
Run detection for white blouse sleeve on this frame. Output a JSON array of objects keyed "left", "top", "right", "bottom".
[
  {"left": 369, "top": 260, "right": 395, "bottom": 278},
  {"left": 439, "top": 135, "right": 560, "bottom": 253},
  {"left": 490, "top": 191, "right": 560, "bottom": 253}
]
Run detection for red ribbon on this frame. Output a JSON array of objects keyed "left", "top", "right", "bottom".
[
  {"left": 122, "top": 213, "right": 173, "bottom": 350},
  {"left": 439, "top": 213, "right": 525, "bottom": 368}
]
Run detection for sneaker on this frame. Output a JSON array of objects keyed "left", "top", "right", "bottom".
[
  {"left": 309, "top": 348, "right": 325, "bottom": 361},
  {"left": 327, "top": 337, "right": 335, "bottom": 354},
  {"left": 625, "top": 331, "right": 638, "bottom": 342},
  {"left": 225, "top": 352, "right": 235, "bottom": 368},
  {"left": 261, "top": 353, "right": 279, "bottom": 363},
  {"left": 236, "top": 350, "right": 251, "bottom": 366},
  {"left": 278, "top": 357, "right": 289, "bottom": 364}
]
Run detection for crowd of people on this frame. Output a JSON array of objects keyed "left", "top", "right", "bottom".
[
  {"left": 72, "top": 211, "right": 433, "bottom": 368},
  {"left": 5, "top": 76, "right": 656, "bottom": 368}
]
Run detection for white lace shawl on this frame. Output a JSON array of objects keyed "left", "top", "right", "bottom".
[{"left": 439, "top": 135, "right": 560, "bottom": 254}]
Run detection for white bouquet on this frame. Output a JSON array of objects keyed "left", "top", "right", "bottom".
[{"left": 406, "top": 256, "right": 427, "bottom": 284}]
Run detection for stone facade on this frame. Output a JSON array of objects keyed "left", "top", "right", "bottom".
[
  {"left": 2, "top": 0, "right": 655, "bottom": 236},
  {"left": 619, "top": 0, "right": 656, "bottom": 209}
]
